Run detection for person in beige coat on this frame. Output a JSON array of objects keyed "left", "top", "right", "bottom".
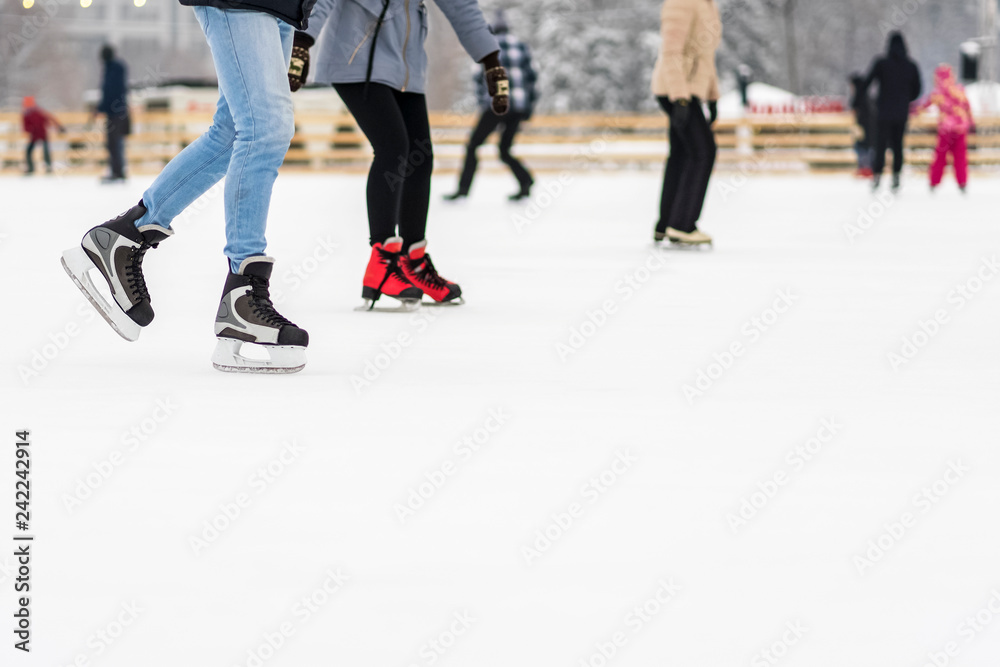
[{"left": 652, "top": 0, "right": 722, "bottom": 246}]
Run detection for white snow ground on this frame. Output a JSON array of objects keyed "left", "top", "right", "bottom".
[{"left": 3, "top": 169, "right": 1000, "bottom": 667}]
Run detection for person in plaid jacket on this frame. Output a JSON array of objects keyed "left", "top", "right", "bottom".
[{"left": 446, "top": 12, "right": 537, "bottom": 201}]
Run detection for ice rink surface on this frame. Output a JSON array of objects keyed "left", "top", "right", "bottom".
[{"left": 3, "top": 169, "right": 1000, "bottom": 666}]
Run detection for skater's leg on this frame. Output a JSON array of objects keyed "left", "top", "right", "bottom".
[
  {"left": 873, "top": 121, "right": 889, "bottom": 176},
  {"left": 198, "top": 9, "right": 296, "bottom": 271},
  {"left": 138, "top": 95, "right": 236, "bottom": 231},
  {"left": 395, "top": 90, "right": 433, "bottom": 249},
  {"left": 681, "top": 103, "right": 717, "bottom": 231},
  {"left": 25, "top": 140, "right": 35, "bottom": 173},
  {"left": 498, "top": 112, "right": 534, "bottom": 195},
  {"left": 455, "top": 111, "right": 499, "bottom": 196},
  {"left": 891, "top": 121, "right": 906, "bottom": 177},
  {"left": 106, "top": 117, "right": 127, "bottom": 179},
  {"left": 666, "top": 102, "right": 713, "bottom": 234},
  {"left": 953, "top": 133, "right": 969, "bottom": 188},
  {"left": 42, "top": 139, "right": 52, "bottom": 171},
  {"left": 335, "top": 82, "right": 410, "bottom": 245},
  {"left": 656, "top": 97, "right": 689, "bottom": 235},
  {"left": 929, "top": 133, "right": 948, "bottom": 187}
]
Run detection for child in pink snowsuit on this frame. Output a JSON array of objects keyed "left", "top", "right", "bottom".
[{"left": 917, "top": 64, "right": 973, "bottom": 190}]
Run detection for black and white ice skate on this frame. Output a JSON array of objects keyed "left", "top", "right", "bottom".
[
  {"left": 61, "top": 201, "right": 172, "bottom": 342},
  {"left": 655, "top": 227, "right": 713, "bottom": 251},
  {"left": 213, "top": 257, "right": 309, "bottom": 374}
]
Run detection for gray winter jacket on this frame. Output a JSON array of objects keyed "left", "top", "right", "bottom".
[{"left": 304, "top": 0, "right": 498, "bottom": 94}]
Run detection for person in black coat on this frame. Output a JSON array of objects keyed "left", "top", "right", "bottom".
[
  {"left": 94, "top": 45, "right": 130, "bottom": 182},
  {"left": 863, "top": 31, "right": 922, "bottom": 191}
]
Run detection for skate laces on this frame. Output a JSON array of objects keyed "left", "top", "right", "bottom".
[
  {"left": 247, "top": 276, "right": 296, "bottom": 328},
  {"left": 408, "top": 254, "right": 448, "bottom": 289},
  {"left": 125, "top": 243, "right": 152, "bottom": 302},
  {"left": 376, "top": 246, "right": 411, "bottom": 289}
]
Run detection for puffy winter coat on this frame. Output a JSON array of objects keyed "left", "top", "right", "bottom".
[
  {"left": 917, "top": 64, "right": 973, "bottom": 135},
  {"left": 304, "top": 0, "right": 498, "bottom": 94},
  {"left": 863, "top": 32, "right": 922, "bottom": 123},
  {"left": 22, "top": 108, "right": 51, "bottom": 142},
  {"left": 178, "top": 0, "right": 318, "bottom": 30},
  {"left": 651, "top": 0, "right": 722, "bottom": 102}
]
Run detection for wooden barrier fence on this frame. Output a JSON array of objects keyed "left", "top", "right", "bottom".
[{"left": 4, "top": 110, "right": 1000, "bottom": 175}]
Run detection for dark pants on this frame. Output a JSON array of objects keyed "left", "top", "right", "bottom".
[
  {"left": 25, "top": 138, "right": 51, "bottom": 172},
  {"left": 335, "top": 82, "right": 432, "bottom": 248},
  {"left": 874, "top": 119, "right": 906, "bottom": 176},
  {"left": 456, "top": 109, "right": 534, "bottom": 195},
  {"left": 106, "top": 116, "right": 129, "bottom": 179},
  {"left": 656, "top": 97, "right": 717, "bottom": 234}
]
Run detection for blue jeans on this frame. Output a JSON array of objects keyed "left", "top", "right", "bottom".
[{"left": 137, "top": 8, "right": 294, "bottom": 272}]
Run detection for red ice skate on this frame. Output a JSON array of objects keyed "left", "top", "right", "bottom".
[
  {"left": 400, "top": 240, "right": 463, "bottom": 305},
  {"left": 359, "top": 236, "right": 423, "bottom": 311}
]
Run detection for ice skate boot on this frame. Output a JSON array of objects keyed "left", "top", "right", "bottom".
[
  {"left": 61, "top": 201, "right": 172, "bottom": 342},
  {"left": 663, "top": 227, "right": 713, "bottom": 250},
  {"left": 891, "top": 173, "right": 901, "bottom": 192},
  {"left": 357, "top": 236, "right": 423, "bottom": 312},
  {"left": 213, "top": 257, "right": 309, "bottom": 374},
  {"left": 872, "top": 174, "right": 881, "bottom": 192},
  {"left": 400, "top": 240, "right": 463, "bottom": 306}
]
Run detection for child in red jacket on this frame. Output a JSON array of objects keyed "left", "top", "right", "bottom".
[
  {"left": 22, "top": 96, "right": 64, "bottom": 174},
  {"left": 915, "top": 65, "right": 973, "bottom": 192}
]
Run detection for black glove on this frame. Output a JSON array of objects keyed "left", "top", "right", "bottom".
[
  {"left": 671, "top": 98, "right": 690, "bottom": 129},
  {"left": 708, "top": 101, "right": 718, "bottom": 126},
  {"left": 288, "top": 31, "right": 314, "bottom": 92},
  {"left": 485, "top": 66, "right": 511, "bottom": 116}
]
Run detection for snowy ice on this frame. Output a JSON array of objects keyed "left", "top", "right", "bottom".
[{"left": 2, "top": 170, "right": 1000, "bottom": 666}]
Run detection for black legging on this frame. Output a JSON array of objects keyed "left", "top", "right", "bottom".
[
  {"left": 335, "top": 82, "right": 433, "bottom": 247},
  {"left": 874, "top": 119, "right": 907, "bottom": 176},
  {"left": 656, "top": 97, "right": 716, "bottom": 235},
  {"left": 25, "top": 138, "right": 51, "bottom": 172},
  {"left": 456, "top": 110, "right": 534, "bottom": 194}
]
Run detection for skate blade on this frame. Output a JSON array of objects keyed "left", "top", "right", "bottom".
[
  {"left": 354, "top": 298, "right": 422, "bottom": 313},
  {"left": 424, "top": 297, "right": 465, "bottom": 307},
  {"left": 654, "top": 240, "right": 713, "bottom": 252},
  {"left": 61, "top": 246, "right": 141, "bottom": 342},
  {"left": 212, "top": 338, "right": 306, "bottom": 374}
]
